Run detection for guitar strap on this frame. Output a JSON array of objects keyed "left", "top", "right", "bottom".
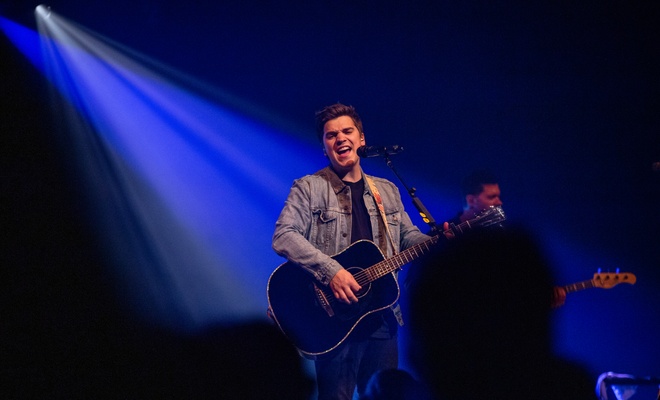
[
  {"left": 365, "top": 175, "right": 404, "bottom": 327},
  {"left": 365, "top": 175, "right": 397, "bottom": 255}
]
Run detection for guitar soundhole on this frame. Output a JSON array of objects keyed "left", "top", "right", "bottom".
[
  {"left": 355, "top": 284, "right": 371, "bottom": 298},
  {"left": 346, "top": 266, "right": 371, "bottom": 298}
]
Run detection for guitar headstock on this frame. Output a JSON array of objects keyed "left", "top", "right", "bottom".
[
  {"left": 473, "top": 205, "right": 506, "bottom": 228},
  {"left": 446, "top": 206, "right": 506, "bottom": 237},
  {"left": 592, "top": 272, "right": 637, "bottom": 289}
]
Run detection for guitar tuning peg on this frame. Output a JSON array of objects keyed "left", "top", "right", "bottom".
[{"left": 597, "top": 268, "right": 601, "bottom": 274}]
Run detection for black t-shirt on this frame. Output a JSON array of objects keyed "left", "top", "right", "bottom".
[
  {"left": 343, "top": 178, "right": 397, "bottom": 339},
  {"left": 343, "top": 179, "right": 373, "bottom": 243}
]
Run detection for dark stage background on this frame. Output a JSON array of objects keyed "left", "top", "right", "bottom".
[{"left": 2, "top": 0, "right": 659, "bottom": 395}]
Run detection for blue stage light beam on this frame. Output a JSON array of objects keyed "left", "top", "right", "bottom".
[
  {"left": 5, "top": 7, "right": 456, "bottom": 337},
  {"left": 3, "top": 6, "right": 322, "bottom": 332}
]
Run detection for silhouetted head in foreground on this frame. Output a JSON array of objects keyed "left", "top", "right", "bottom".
[{"left": 406, "top": 227, "right": 594, "bottom": 400}]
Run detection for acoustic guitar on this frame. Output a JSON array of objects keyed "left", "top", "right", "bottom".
[{"left": 267, "top": 206, "right": 506, "bottom": 358}]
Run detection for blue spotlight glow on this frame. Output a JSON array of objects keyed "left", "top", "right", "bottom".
[
  {"left": 0, "top": 16, "right": 46, "bottom": 72},
  {"left": 2, "top": 8, "right": 455, "bottom": 335},
  {"left": 4, "top": 7, "right": 325, "bottom": 332}
]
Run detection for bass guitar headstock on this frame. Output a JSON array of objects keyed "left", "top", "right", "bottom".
[{"left": 592, "top": 271, "right": 637, "bottom": 289}]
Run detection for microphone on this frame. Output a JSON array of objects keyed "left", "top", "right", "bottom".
[{"left": 357, "top": 145, "right": 404, "bottom": 158}]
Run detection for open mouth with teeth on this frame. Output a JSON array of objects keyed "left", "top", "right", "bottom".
[{"left": 336, "top": 146, "right": 351, "bottom": 155}]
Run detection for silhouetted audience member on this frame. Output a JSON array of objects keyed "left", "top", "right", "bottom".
[
  {"left": 360, "top": 368, "right": 432, "bottom": 400},
  {"left": 405, "top": 227, "right": 595, "bottom": 399},
  {"left": 122, "top": 320, "right": 315, "bottom": 399}
]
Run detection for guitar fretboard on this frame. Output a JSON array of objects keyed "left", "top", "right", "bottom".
[
  {"left": 563, "top": 280, "right": 595, "bottom": 294},
  {"left": 361, "top": 206, "right": 505, "bottom": 283},
  {"left": 363, "top": 235, "right": 440, "bottom": 282}
]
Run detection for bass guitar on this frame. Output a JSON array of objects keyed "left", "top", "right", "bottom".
[
  {"left": 562, "top": 271, "right": 636, "bottom": 294},
  {"left": 267, "top": 206, "right": 506, "bottom": 358}
]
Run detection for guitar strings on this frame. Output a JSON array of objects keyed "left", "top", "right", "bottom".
[
  {"left": 320, "top": 237, "right": 440, "bottom": 305},
  {"left": 320, "top": 257, "right": 406, "bottom": 306},
  {"left": 317, "top": 207, "right": 506, "bottom": 307}
]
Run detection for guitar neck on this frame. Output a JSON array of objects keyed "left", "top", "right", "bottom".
[
  {"left": 563, "top": 279, "right": 596, "bottom": 294},
  {"left": 367, "top": 235, "right": 439, "bottom": 281},
  {"left": 365, "top": 218, "right": 474, "bottom": 282},
  {"left": 364, "top": 206, "right": 506, "bottom": 283},
  {"left": 562, "top": 272, "right": 636, "bottom": 294}
]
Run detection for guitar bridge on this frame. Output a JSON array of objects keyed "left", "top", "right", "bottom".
[{"left": 313, "top": 283, "right": 335, "bottom": 317}]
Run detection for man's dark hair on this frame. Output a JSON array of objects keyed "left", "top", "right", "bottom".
[
  {"left": 314, "top": 103, "right": 364, "bottom": 142},
  {"left": 461, "top": 170, "right": 499, "bottom": 197}
]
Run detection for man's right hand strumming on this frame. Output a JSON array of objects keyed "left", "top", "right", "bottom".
[{"left": 330, "top": 269, "right": 361, "bottom": 304}]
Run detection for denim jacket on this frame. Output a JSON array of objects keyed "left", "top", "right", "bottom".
[{"left": 272, "top": 166, "right": 430, "bottom": 323}]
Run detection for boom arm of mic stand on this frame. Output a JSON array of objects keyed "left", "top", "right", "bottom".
[{"left": 382, "top": 156, "right": 440, "bottom": 235}]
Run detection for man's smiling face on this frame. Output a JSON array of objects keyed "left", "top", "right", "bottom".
[{"left": 322, "top": 115, "right": 365, "bottom": 181}]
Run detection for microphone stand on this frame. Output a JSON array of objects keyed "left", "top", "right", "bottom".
[{"left": 380, "top": 154, "right": 441, "bottom": 235}]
